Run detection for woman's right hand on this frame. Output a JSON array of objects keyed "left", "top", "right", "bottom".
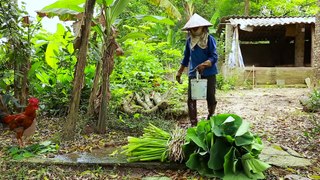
[
  {"left": 176, "top": 65, "right": 185, "bottom": 84},
  {"left": 176, "top": 72, "right": 182, "bottom": 84}
]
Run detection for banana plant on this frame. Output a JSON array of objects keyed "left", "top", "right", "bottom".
[
  {"left": 38, "top": 0, "right": 182, "bottom": 133},
  {"left": 38, "top": 0, "right": 130, "bottom": 133},
  {"left": 94, "top": 0, "right": 130, "bottom": 133}
]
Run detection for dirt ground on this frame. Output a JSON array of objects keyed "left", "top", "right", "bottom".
[{"left": 1, "top": 87, "right": 319, "bottom": 179}]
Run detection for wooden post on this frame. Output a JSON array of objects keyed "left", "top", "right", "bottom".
[
  {"left": 311, "top": 23, "right": 315, "bottom": 67},
  {"left": 225, "top": 24, "right": 233, "bottom": 66},
  {"left": 252, "top": 65, "right": 255, "bottom": 89},
  {"left": 295, "top": 24, "right": 305, "bottom": 67}
]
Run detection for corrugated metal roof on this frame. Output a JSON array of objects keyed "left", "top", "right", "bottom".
[
  {"left": 228, "top": 17, "right": 315, "bottom": 27},
  {"left": 217, "top": 16, "right": 316, "bottom": 34},
  {"left": 217, "top": 16, "right": 316, "bottom": 41}
]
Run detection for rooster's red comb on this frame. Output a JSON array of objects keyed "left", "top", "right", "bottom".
[{"left": 28, "top": 97, "right": 39, "bottom": 104}]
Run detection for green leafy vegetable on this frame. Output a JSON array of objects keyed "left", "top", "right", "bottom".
[
  {"left": 6, "top": 141, "right": 59, "bottom": 160},
  {"left": 122, "top": 114, "right": 270, "bottom": 179},
  {"left": 183, "top": 114, "right": 270, "bottom": 179},
  {"left": 121, "top": 123, "right": 170, "bottom": 162}
]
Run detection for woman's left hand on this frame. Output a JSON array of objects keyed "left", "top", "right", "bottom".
[{"left": 196, "top": 60, "right": 212, "bottom": 74}]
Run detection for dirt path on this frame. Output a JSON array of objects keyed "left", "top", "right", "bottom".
[{"left": 199, "top": 88, "right": 308, "bottom": 119}]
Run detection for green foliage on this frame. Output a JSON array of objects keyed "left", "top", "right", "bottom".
[
  {"left": 183, "top": 114, "right": 270, "bottom": 179},
  {"left": 216, "top": 74, "right": 236, "bottom": 91},
  {"left": 192, "top": 0, "right": 217, "bottom": 21},
  {"left": 29, "top": 24, "right": 77, "bottom": 116},
  {"left": 111, "top": 40, "right": 164, "bottom": 91},
  {"left": 210, "top": 0, "right": 245, "bottom": 27},
  {"left": 301, "top": 89, "right": 320, "bottom": 113},
  {"left": 0, "top": 0, "right": 40, "bottom": 98},
  {"left": 146, "top": 0, "right": 182, "bottom": 20},
  {"left": 108, "top": 111, "right": 175, "bottom": 135},
  {"left": 251, "top": 0, "right": 319, "bottom": 16},
  {"left": 110, "top": 39, "right": 182, "bottom": 103},
  {"left": 303, "top": 114, "right": 320, "bottom": 141},
  {"left": 108, "top": 0, "right": 131, "bottom": 25},
  {"left": 39, "top": 0, "right": 85, "bottom": 21},
  {"left": 118, "top": 0, "right": 185, "bottom": 48},
  {"left": 209, "top": 0, "right": 319, "bottom": 28},
  {"left": 0, "top": 0, "right": 30, "bottom": 65},
  {"left": 308, "top": 89, "right": 320, "bottom": 111},
  {"left": 6, "top": 141, "right": 59, "bottom": 160}
]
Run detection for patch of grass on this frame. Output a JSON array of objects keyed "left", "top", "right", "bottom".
[
  {"left": 109, "top": 111, "right": 176, "bottom": 135},
  {"left": 303, "top": 114, "right": 320, "bottom": 140}
]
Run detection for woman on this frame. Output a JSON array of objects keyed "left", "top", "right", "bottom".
[{"left": 176, "top": 13, "right": 218, "bottom": 126}]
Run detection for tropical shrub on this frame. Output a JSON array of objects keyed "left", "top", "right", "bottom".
[
  {"left": 110, "top": 39, "right": 183, "bottom": 104},
  {"left": 216, "top": 74, "right": 237, "bottom": 91},
  {"left": 29, "top": 24, "right": 77, "bottom": 116}
]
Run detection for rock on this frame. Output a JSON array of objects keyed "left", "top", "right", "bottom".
[
  {"left": 260, "top": 143, "right": 312, "bottom": 168},
  {"left": 305, "top": 78, "right": 311, "bottom": 89},
  {"left": 284, "top": 174, "right": 311, "bottom": 180},
  {"left": 299, "top": 95, "right": 309, "bottom": 106},
  {"left": 142, "top": 177, "right": 171, "bottom": 180}
]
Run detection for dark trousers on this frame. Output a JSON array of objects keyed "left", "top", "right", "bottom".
[{"left": 188, "top": 75, "right": 217, "bottom": 126}]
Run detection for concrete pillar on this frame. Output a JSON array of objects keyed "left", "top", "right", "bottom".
[
  {"left": 295, "top": 24, "right": 305, "bottom": 67},
  {"left": 311, "top": 24, "right": 315, "bottom": 67},
  {"left": 225, "top": 24, "right": 233, "bottom": 61},
  {"left": 222, "top": 24, "right": 234, "bottom": 78},
  {"left": 314, "top": 13, "right": 320, "bottom": 87}
]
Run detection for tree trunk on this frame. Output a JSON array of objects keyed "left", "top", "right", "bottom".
[
  {"left": 21, "top": 56, "right": 30, "bottom": 106},
  {"left": 314, "top": 2, "right": 320, "bottom": 87},
  {"left": 87, "top": 32, "right": 101, "bottom": 118},
  {"left": 13, "top": 56, "right": 29, "bottom": 112},
  {"left": 87, "top": 60, "right": 101, "bottom": 117},
  {"left": 63, "top": 0, "right": 96, "bottom": 140},
  {"left": 20, "top": 27, "right": 32, "bottom": 109},
  {"left": 96, "top": 34, "right": 117, "bottom": 133},
  {"left": 13, "top": 62, "right": 21, "bottom": 110},
  {"left": 244, "top": 0, "right": 250, "bottom": 16},
  {"left": 0, "top": 95, "right": 8, "bottom": 113}
]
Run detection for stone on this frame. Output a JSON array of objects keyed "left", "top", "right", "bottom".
[
  {"left": 142, "top": 177, "right": 171, "bottom": 180},
  {"left": 16, "top": 148, "right": 186, "bottom": 170},
  {"left": 284, "top": 174, "right": 311, "bottom": 180},
  {"left": 259, "top": 143, "right": 312, "bottom": 168}
]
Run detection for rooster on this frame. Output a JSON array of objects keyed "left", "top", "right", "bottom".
[{"left": 0, "top": 97, "right": 39, "bottom": 147}]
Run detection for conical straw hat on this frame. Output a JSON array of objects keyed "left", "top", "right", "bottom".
[{"left": 182, "top": 13, "right": 213, "bottom": 30}]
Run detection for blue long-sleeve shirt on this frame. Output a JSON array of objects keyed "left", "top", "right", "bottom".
[{"left": 181, "top": 35, "right": 218, "bottom": 77}]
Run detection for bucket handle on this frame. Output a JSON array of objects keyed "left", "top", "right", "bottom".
[{"left": 190, "top": 68, "right": 200, "bottom": 80}]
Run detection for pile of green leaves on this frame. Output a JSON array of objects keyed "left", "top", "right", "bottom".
[
  {"left": 183, "top": 114, "right": 270, "bottom": 179},
  {"left": 6, "top": 141, "right": 59, "bottom": 160}
]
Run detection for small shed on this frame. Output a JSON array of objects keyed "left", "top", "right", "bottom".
[{"left": 217, "top": 16, "right": 316, "bottom": 86}]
